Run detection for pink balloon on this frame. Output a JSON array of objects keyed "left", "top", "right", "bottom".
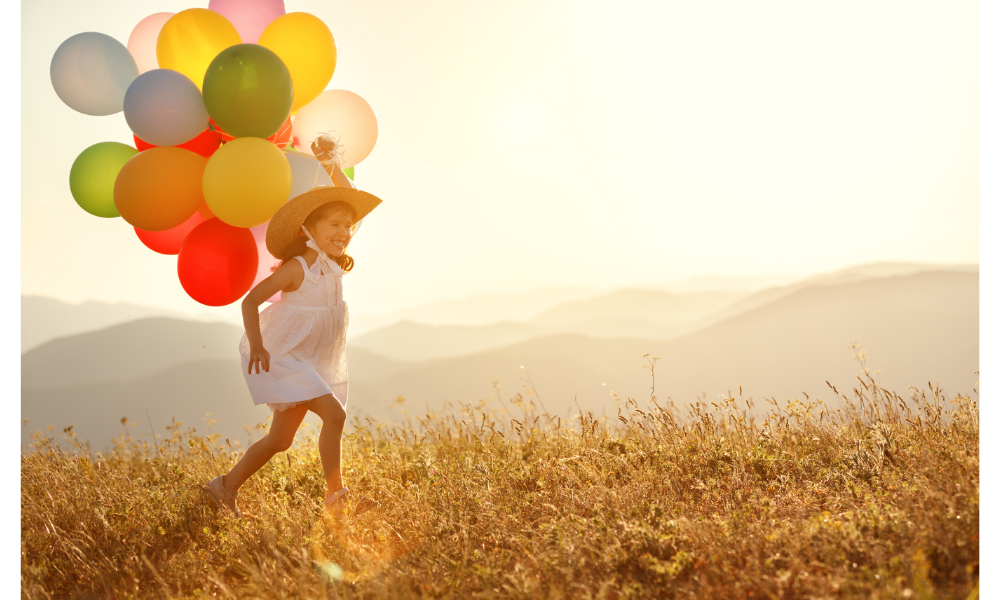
[
  {"left": 250, "top": 222, "right": 281, "bottom": 303},
  {"left": 127, "top": 13, "right": 174, "bottom": 74},
  {"left": 208, "top": 0, "right": 286, "bottom": 44}
]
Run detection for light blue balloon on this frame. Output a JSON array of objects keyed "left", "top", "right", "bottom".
[
  {"left": 50, "top": 32, "right": 139, "bottom": 116},
  {"left": 123, "top": 69, "right": 209, "bottom": 147}
]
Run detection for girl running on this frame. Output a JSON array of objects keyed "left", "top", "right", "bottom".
[{"left": 204, "top": 135, "right": 382, "bottom": 518}]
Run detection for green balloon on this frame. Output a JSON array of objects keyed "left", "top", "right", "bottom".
[
  {"left": 69, "top": 142, "right": 138, "bottom": 218},
  {"left": 344, "top": 166, "right": 354, "bottom": 181},
  {"left": 203, "top": 44, "right": 294, "bottom": 139}
]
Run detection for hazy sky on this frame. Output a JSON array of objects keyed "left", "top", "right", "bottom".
[{"left": 20, "top": 0, "right": 978, "bottom": 318}]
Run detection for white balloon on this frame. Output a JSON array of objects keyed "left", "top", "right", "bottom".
[
  {"left": 50, "top": 32, "right": 139, "bottom": 116},
  {"left": 291, "top": 90, "right": 378, "bottom": 168},
  {"left": 123, "top": 69, "right": 209, "bottom": 147},
  {"left": 284, "top": 150, "right": 334, "bottom": 200}
]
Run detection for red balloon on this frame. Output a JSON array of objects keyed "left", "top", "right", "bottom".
[
  {"left": 135, "top": 210, "right": 208, "bottom": 255},
  {"left": 211, "top": 117, "right": 291, "bottom": 149},
  {"left": 134, "top": 127, "right": 222, "bottom": 157},
  {"left": 177, "top": 219, "right": 258, "bottom": 306},
  {"left": 267, "top": 117, "right": 293, "bottom": 149},
  {"left": 211, "top": 119, "right": 236, "bottom": 144}
]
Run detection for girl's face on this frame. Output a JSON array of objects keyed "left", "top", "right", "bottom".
[{"left": 304, "top": 205, "right": 354, "bottom": 257}]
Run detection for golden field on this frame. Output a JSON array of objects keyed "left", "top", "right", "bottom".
[{"left": 21, "top": 350, "right": 978, "bottom": 599}]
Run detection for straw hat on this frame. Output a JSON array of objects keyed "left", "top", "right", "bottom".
[{"left": 265, "top": 186, "right": 382, "bottom": 260}]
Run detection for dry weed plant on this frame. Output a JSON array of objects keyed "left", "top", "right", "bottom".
[{"left": 21, "top": 344, "right": 978, "bottom": 599}]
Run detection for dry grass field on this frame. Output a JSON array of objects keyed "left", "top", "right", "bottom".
[{"left": 21, "top": 349, "right": 979, "bottom": 599}]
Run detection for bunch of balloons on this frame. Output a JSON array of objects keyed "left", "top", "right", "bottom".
[{"left": 51, "top": 1, "right": 380, "bottom": 306}]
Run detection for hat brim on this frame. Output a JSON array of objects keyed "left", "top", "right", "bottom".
[{"left": 265, "top": 186, "right": 382, "bottom": 260}]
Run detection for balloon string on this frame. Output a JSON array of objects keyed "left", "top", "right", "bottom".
[{"left": 312, "top": 163, "right": 323, "bottom": 188}]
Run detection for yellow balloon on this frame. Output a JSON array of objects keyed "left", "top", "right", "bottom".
[
  {"left": 157, "top": 9, "right": 241, "bottom": 90},
  {"left": 258, "top": 13, "right": 337, "bottom": 112},
  {"left": 203, "top": 138, "right": 292, "bottom": 228}
]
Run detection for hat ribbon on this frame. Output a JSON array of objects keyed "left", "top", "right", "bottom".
[{"left": 300, "top": 226, "right": 344, "bottom": 305}]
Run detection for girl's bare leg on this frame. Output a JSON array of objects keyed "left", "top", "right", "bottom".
[
  {"left": 223, "top": 404, "right": 308, "bottom": 491},
  {"left": 305, "top": 394, "right": 347, "bottom": 496}
]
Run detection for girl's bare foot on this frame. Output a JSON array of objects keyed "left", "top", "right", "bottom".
[
  {"left": 204, "top": 476, "right": 242, "bottom": 518},
  {"left": 324, "top": 487, "right": 351, "bottom": 516}
]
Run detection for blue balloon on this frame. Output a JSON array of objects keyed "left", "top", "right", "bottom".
[
  {"left": 50, "top": 32, "right": 139, "bottom": 116},
  {"left": 123, "top": 69, "right": 209, "bottom": 147}
]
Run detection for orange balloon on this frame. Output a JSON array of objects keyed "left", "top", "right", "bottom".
[{"left": 114, "top": 147, "right": 207, "bottom": 231}]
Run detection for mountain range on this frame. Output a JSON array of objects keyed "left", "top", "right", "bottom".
[{"left": 21, "top": 262, "right": 978, "bottom": 452}]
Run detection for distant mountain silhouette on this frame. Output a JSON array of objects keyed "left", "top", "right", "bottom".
[
  {"left": 349, "top": 290, "right": 748, "bottom": 361},
  {"left": 21, "top": 296, "right": 191, "bottom": 352},
  {"left": 22, "top": 318, "right": 245, "bottom": 389},
  {"left": 693, "top": 262, "right": 978, "bottom": 330},
  {"left": 353, "top": 271, "right": 978, "bottom": 418},
  {"left": 22, "top": 267, "right": 978, "bottom": 450},
  {"left": 21, "top": 317, "right": 409, "bottom": 391},
  {"left": 22, "top": 359, "right": 266, "bottom": 453},
  {"left": 351, "top": 321, "right": 547, "bottom": 361},
  {"left": 350, "top": 286, "right": 606, "bottom": 331},
  {"left": 528, "top": 289, "right": 744, "bottom": 339},
  {"left": 21, "top": 356, "right": 406, "bottom": 453},
  {"left": 22, "top": 346, "right": 409, "bottom": 453},
  {"left": 652, "top": 273, "right": 805, "bottom": 293},
  {"left": 352, "top": 262, "right": 976, "bottom": 356}
]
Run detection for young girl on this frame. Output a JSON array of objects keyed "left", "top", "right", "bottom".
[{"left": 203, "top": 135, "right": 382, "bottom": 518}]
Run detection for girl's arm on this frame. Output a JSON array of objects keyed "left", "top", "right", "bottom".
[
  {"left": 241, "top": 260, "right": 302, "bottom": 373},
  {"left": 327, "top": 164, "right": 357, "bottom": 190},
  {"left": 311, "top": 135, "right": 357, "bottom": 190}
]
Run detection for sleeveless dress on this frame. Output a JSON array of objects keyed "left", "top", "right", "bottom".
[{"left": 239, "top": 247, "right": 349, "bottom": 412}]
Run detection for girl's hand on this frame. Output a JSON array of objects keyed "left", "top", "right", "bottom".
[
  {"left": 311, "top": 134, "right": 339, "bottom": 165},
  {"left": 311, "top": 134, "right": 357, "bottom": 190},
  {"left": 247, "top": 345, "right": 271, "bottom": 374}
]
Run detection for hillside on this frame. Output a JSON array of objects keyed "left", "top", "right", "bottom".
[
  {"left": 350, "top": 290, "right": 747, "bottom": 361},
  {"left": 693, "top": 261, "right": 979, "bottom": 330},
  {"left": 527, "top": 289, "right": 744, "bottom": 340},
  {"left": 530, "top": 289, "right": 742, "bottom": 326},
  {"left": 349, "top": 262, "right": 975, "bottom": 355},
  {"left": 21, "top": 353, "right": 406, "bottom": 452},
  {"left": 21, "top": 318, "right": 411, "bottom": 450},
  {"left": 652, "top": 272, "right": 805, "bottom": 293},
  {"left": 20, "top": 295, "right": 191, "bottom": 352},
  {"left": 22, "top": 270, "right": 978, "bottom": 449},
  {"left": 363, "top": 286, "right": 607, "bottom": 327},
  {"left": 22, "top": 359, "right": 267, "bottom": 452},
  {"left": 21, "top": 318, "right": 246, "bottom": 389},
  {"left": 353, "top": 271, "right": 978, "bottom": 416},
  {"left": 351, "top": 320, "right": 547, "bottom": 361}
]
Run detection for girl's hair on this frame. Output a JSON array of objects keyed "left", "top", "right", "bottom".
[{"left": 273, "top": 201, "right": 357, "bottom": 273}]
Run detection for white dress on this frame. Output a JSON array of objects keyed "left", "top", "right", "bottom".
[{"left": 239, "top": 248, "right": 349, "bottom": 412}]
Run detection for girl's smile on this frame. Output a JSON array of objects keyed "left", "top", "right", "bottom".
[{"left": 304, "top": 205, "right": 354, "bottom": 257}]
